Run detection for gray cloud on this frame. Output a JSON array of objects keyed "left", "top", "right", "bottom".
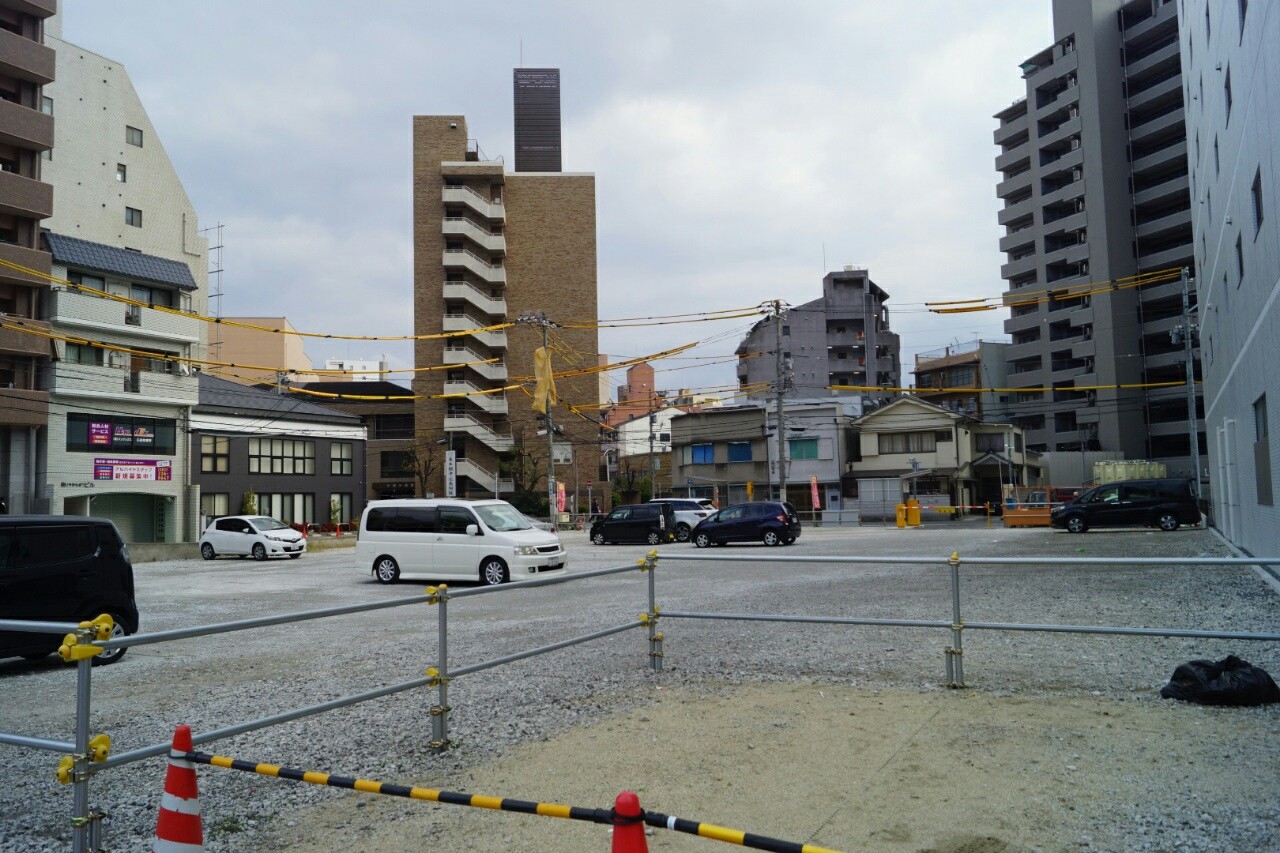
[{"left": 61, "top": 0, "right": 1051, "bottom": 397}]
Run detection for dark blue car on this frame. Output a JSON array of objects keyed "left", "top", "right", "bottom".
[{"left": 690, "top": 501, "right": 801, "bottom": 547}]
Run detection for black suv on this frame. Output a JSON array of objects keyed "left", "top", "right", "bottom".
[
  {"left": 690, "top": 501, "right": 801, "bottom": 547},
  {"left": 0, "top": 516, "right": 139, "bottom": 665},
  {"left": 590, "top": 503, "right": 678, "bottom": 545},
  {"left": 1050, "top": 479, "right": 1199, "bottom": 533}
]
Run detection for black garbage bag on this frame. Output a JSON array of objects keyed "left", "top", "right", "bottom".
[{"left": 1160, "top": 655, "right": 1280, "bottom": 706}]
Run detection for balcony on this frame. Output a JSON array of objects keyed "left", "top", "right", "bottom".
[
  {"left": 455, "top": 457, "right": 514, "bottom": 494},
  {"left": 0, "top": 26, "right": 54, "bottom": 84},
  {"left": 1000, "top": 254, "right": 1038, "bottom": 281},
  {"left": 1138, "top": 242, "right": 1193, "bottom": 271},
  {"left": 1129, "top": 107, "right": 1185, "bottom": 142},
  {"left": 993, "top": 112, "right": 1029, "bottom": 147},
  {"left": 443, "top": 345, "right": 508, "bottom": 381},
  {"left": 441, "top": 186, "right": 505, "bottom": 222},
  {"left": 442, "top": 217, "right": 506, "bottom": 254},
  {"left": 444, "top": 413, "right": 514, "bottom": 452},
  {"left": 998, "top": 230, "right": 1036, "bottom": 254},
  {"left": 0, "top": 386, "right": 47, "bottom": 426},
  {"left": 997, "top": 196, "right": 1035, "bottom": 226},
  {"left": 995, "top": 169, "right": 1033, "bottom": 201},
  {"left": 0, "top": 169, "right": 52, "bottom": 219},
  {"left": 47, "top": 288, "right": 202, "bottom": 345},
  {"left": 995, "top": 146, "right": 1030, "bottom": 173},
  {"left": 1124, "top": 40, "right": 1179, "bottom": 80},
  {"left": 443, "top": 312, "right": 507, "bottom": 349},
  {"left": 443, "top": 280, "right": 506, "bottom": 317},
  {"left": 442, "top": 248, "right": 506, "bottom": 284},
  {"left": 48, "top": 360, "right": 198, "bottom": 407},
  {"left": 0, "top": 315, "right": 51, "bottom": 357},
  {"left": 1131, "top": 139, "right": 1188, "bottom": 177},
  {"left": 443, "top": 379, "right": 509, "bottom": 414},
  {"left": 1126, "top": 73, "right": 1181, "bottom": 112},
  {"left": 1037, "top": 114, "right": 1081, "bottom": 149},
  {"left": 0, "top": 97, "right": 53, "bottom": 151}
]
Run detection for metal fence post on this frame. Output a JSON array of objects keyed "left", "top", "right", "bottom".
[
  {"left": 645, "top": 550, "right": 664, "bottom": 672},
  {"left": 428, "top": 586, "right": 451, "bottom": 752},
  {"left": 71, "top": 655, "right": 91, "bottom": 853},
  {"left": 945, "top": 551, "right": 965, "bottom": 688}
]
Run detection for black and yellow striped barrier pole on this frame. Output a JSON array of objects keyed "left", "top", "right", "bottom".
[{"left": 182, "top": 750, "right": 844, "bottom": 852}]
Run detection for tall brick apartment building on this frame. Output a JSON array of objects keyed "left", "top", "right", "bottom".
[{"left": 411, "top": 116, "right": 601, "bottom": 502}]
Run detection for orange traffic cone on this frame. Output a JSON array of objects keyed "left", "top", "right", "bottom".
[
  {"left": 611, "top": 791, "right": 648, "bottom": 852},
  {"left": 154, "top": 724, "right": 203, "bottom": 851}
]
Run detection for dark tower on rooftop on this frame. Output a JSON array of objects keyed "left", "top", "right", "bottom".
[{"left": 513, "top": 68, "right": 561, "bottom": 172}]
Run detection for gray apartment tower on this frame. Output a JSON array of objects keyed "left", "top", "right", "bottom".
[
  {"left": 994, "top": 0, "right": 1203, "bottom": 477},
  {"left": 736, "top": 268, "right": 901, "bottom": 404},
  {"left": 513, "top": 68, "right": 561, "bottom": 172}
]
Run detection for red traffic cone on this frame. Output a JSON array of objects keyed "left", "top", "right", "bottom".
[
  {"left": 154, "top": 724, "right": 203, "bottom": 851},
  {"left": 611, "top": 791, "right": 648, "bottom": 852}
]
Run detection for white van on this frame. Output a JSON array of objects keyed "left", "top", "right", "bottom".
[{"left": 356, "top": 499, "right": 568, "bottom": 586}]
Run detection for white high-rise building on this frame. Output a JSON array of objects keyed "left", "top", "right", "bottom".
[
  {"left": 1181, "top": 0, "right": 1279, "bottom": 554},
  {"left": 37, "top": 14, "right": 208, "bottom": 542}
]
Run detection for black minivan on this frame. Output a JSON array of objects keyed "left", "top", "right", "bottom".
[
  {"left": 0, "top": 516, "right": 139, "bottom": 665},
  {"left": 1050, "top": 479, "right": 1199, "bottom": 533},
  {"left": 691, "top": 501, "right": 802, "bottom": 547},
  {"left": 590, "top": 503, "right": 678, "bottom": 545}
]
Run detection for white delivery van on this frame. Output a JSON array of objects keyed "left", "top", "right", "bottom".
[{"left": 356, "top": 499, "right": 568, "bottom": 586}]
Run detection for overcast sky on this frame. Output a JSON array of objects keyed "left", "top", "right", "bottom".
[{"left": 59, "top": 0, "right": 1052, "bottom": 400}]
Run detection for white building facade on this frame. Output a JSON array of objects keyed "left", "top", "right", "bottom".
[
  {"left": 1182, "top": 0, "right": 1279, "bottom": 554},
  {"left": 36, "top": 17, "right": 210, "bottom": 541}
]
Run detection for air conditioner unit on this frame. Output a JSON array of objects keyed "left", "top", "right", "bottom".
[{"left": 178, "top": 363, "right": 191, "bottom": 376}]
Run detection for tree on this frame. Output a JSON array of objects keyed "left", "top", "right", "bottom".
[
  {"left": 615, "top": 457, "right": 651, "bottom": 504},
  {"left": 499, "top": 426, "right": 547, "bottom": 515},
  {"left": 240, "top": 487, "right": 257, "bottom": 514},
  {"left": 401, "top": 437, "right": 443, "bottom": 498}
]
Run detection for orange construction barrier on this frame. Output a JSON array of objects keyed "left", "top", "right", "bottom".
[
  {"left": 611, "top": 791, "right": 648, "bottom": 852},
  {"left": 154, "top": 724, "right": 203, "bottom": 851}
]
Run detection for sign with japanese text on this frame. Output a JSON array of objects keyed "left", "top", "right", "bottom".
[
  {"left": 93, "top": 458, "right": 172, "bottom": 482},
  {"left": 89, "top": 422, "right": 111, "bottom": 445}
]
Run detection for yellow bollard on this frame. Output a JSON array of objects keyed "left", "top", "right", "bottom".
[
  {"left": 906, "top": 498, "right": 922, "bottom": 527},
  {"left": 895, "top": 503, "right": 906, "bottom": 528}
]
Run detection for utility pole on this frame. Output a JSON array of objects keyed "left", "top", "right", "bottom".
[
  {"left": 648, "top": 411, "right": 657, "bottom": 500},
  {"left": 773, "top": 299, "right": 788, "bottom": 503},
  {"left": 1173, "top": 267, "right": 1201, "bottom": 499},
  {"left": 516, "top": 311, "right": 560, "bottom": 518}
]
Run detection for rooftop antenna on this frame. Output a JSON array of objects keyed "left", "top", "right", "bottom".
[
  {"left": 822, "top": 241, "right": 826, "bottom": 273},
  {"left": 199, "top": 222, "right": 224, "bottom": 360},
  {"left": 519, "top": 39, "right": 523, "bottom": 68}
]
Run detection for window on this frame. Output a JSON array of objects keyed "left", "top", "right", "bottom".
[
  {"left": 1236, "top": 234, "right": 1244, "bottom": 280},
  {"left": 200, "top": 435, "right": 229, "bottom": 473},
  {"left": 40, "top": 96, "right": 52, "bottom": 114},
  {"left": 116, "top": 163, "right": 127, "bottom": 183},
  {"left": 374, "top": 413, "right": 414, "bottom": 439},
  {"left": 438, "top": 506, "right": 478, "bottom": 534},
  {"left": 13, "top": 525, "right": 96, "bottom": 567},
  {"left": 366, "top": 506, "right": 435, "bottom": 533},
  {"left": 68, "top": 272, "right": 106, "bottom": 291},
  {"left": 130, "top": 283, "right": 173, "bottom": 307},
  {"left": 126, "top": 125, "right": 143, "bottom": 147},
  {"left": 201, "top": 493, "right": 229, "bottom": 519},
  {"left": 727, "top": 441, "right": 752, "bottom": 462},
  {"left": 1252, "top": 168, "right": 1265, "bottom": 234},
  {"left": 248, "top": 438, "right": 316, "bottom": 475},
  {"left": 782, "top": 325, "right": 790, "bottom": 336},
  {"left": 1213, "top": 137, "right": 1219, "bottom": 176},
  {"left": 380, "top": 450, "right": 410, "bottom": 477},
  {"left": 691, "top": 443, "right": 713, "bottom": 464},
  {"left": 1205, "top": 4, "right": 1211, "bottom": 39},
  {"left": 330, "top": 442, "right": 353, "bottom": 475},
  {"left": 975, "top": 433, "right": 1004, "bottom": 452},
  {"left": 1224, "top": 68, "right": 1232, "bottom": 122},
  {"left": 789, "top": 438, "right": 819, "bottom": 460},
  {"left": 1255, "top": 395, "right": 1272, "bottom": 506},
  {"left": 257, "top": 493, "right": 315, "bottom": 524},
  {"left": 1238, "top": 0, "right": 1247, "bottom": 37},
  {"left": 125, "top": 207, "right": 142, "bottom": 227},
  {"left": 329, "top": 493, "right": 352, "bottom": 525},
  {"left": 65, "top": 413, "right": 177, "bottom": 454},
  {"left": 877, "top": 432, "right": 936, "bottom": 454},
  {"left": 64, "top": 343, "right": 103, "bottom": 365}
]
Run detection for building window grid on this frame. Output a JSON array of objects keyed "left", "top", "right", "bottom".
[
  {"left": 1236, "top": 234, "right": 1244, "bottom": 281},
  {"left": 691, "top": 443, "right": 713, "bottom": 464},
  {"left": 1224, "top": 68, "right": 1232, "bottom": 122},
  {"left": 200, "top": 435, "right": 229, "bottom": 474},
  {"left": 248, "top": 438, "right": 316, "bottom": 475},
  {"left": 726, "top": 441, "right": 752, "bottom": 462},
  {"left": 789, "top": 438, "right": 819, "bottom": 460},
  {"left": 330, "top": 441, "right": 353, "bottom": 476},
  {"left": 116, "top": 163, "right": 126, "bottom": 183},
  {"left": 878, "top": 432, "right": 937, "bottom": 455},
  {"left": 1252, "top": 168, "right": 1265, "bottom": 234},
  {"left": 125, "top": 206, "right": 142, "bottom": 227},
  {"left": 200, "top": 493, "right": 229, "bottom": 520},
  {"left": 330, "top": 492, "right": 353, "bottom": 525},
  {"left": 126, "top": 125, "right": 143, "bottom": 147},
  {"left": 257, "top": 493, "right": 315, "bottom": 524}
]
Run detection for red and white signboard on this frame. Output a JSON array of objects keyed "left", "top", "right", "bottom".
[
  {"left": 94, "top": 458, "right": 172, "bottom": 482},
  {"left": 810, "top": 475, "right": 821, "bottom": 511}
]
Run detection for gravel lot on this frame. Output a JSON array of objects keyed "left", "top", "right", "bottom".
[{"left": 1, "top": 521, "right": 1277, "bottom": 851}]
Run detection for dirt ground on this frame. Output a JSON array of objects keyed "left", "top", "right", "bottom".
[{"left": 258, "top": 681, "right": 1279, "bottom": 852}]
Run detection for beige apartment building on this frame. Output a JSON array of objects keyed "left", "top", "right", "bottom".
[
  {"left": 212, "top": 317, "right": 319, "bottom": 386},
  {"left": 411, "top": 115, "right": 600, "bottom": 501}
]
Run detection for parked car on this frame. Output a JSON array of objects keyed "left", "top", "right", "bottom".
[
  {"left": 356, "top": 499, "right": 567, "bottom": 585},
  {"left": 590, "top": 503, "right": 678, "bottom": 545},
  {"left": 691, "top": 501, "right": 801, "bottom": 547},
  {"left": 200, "top": 515, "right": 307, "bottom": 561},
  {"left": 1050, "top": 478, "right": 1199, "bottom": 533},
  {"left": 649, "top": 498, "right": 718, "bottom": 542},
  {"left": 0, "top": 516, "right": 138, "bottom": 665}
]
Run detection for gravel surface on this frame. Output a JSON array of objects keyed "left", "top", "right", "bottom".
[{"left": 1, "top": 521, "right": 1277, "bottom": 851}]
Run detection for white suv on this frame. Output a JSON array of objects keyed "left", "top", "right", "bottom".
[{"left": 650, "top": 498, "right": 718, "bottom": 542}]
